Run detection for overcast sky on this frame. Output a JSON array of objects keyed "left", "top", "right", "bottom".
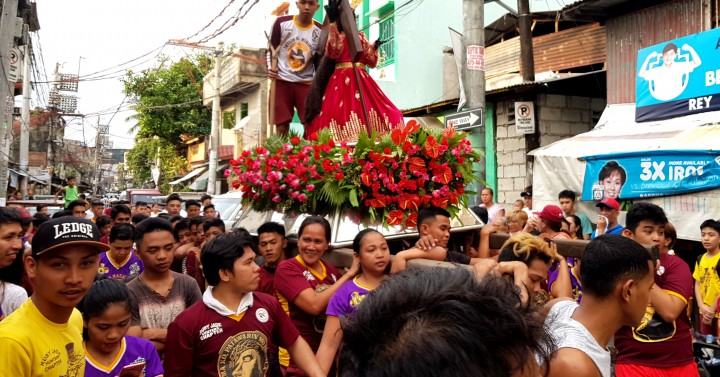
[{"left": 33, "top": 0, "right": 574, "bottom": 150}]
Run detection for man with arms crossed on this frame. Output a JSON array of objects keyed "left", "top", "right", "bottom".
[{"left": 127, "top": 218, "right": 202, "bottom": 354}]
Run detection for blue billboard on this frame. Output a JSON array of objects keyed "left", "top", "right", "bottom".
[
  {"left": 635, "top": 28, "right": 720, "bottom": 122},
  {"left": 581, "top": 150, "right": 720, "bottom": 201}
]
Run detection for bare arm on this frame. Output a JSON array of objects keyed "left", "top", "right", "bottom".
[
  {"left": 390, "top": 246, "right": 448, "bottom": 274},
  {"left": 649, "top": 285, "right": 687, "bottom": 323},
  {"left": 548, "top": 348, "right": 602, "bottom": 377},
  {"left": 288, "top": 334, "right": 327, "bottom": 377},
  {"left": 127, "top": 326, "right": 142, "bottom": 337},
  {"left": 293, "top": 261, "right": 359, "bottom": 316},
  {"left": 696, "top": 280, "right": 714, "bottom": 321},
  {"left": 550, "top": 262, "right": 573, "bottom": 299},
  {"left": 142, "top": 328, "right": 168, "bottom": 352},
  {"left": 477, "top": 224, "right": 496, "bottom": 259},
  {"left": 53, "top": 188, "right": 65, "bottom": 202},
  {"left": 315, "top": 316, "right": 343, "bottom": 374}
]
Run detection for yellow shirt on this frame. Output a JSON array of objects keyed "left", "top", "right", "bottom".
[
  {"left": 0, "top": 299, "right": 85, "bottom": 376},
  {"left": 693, "top": 252, "right": 720, "bottom": 306}
]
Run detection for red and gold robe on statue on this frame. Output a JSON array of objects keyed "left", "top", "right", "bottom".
[{"left": 306, "top": 23, "right": 404, "bottom": 142}]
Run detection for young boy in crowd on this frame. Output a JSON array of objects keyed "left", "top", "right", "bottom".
[
  {"left": 98, "top": 223, "right": 144, "bottom": 281},
  {"left": 165, "top": 193, "right": 183, "bottom": 217},
  {"left": 164, "top": 234, "right": 325, "bottom": 377},
  {"left": 558, "top": 189, "right": 592, "bottom": 240},
  {"left": 184, "top": 200, "right": 201, "bottom": 218},
  {"left": 203, "top": 217, "right": 225, "bottom": 244},
  {"left": 127, "top": 218, "right": 202, "bottom": 354},
  {"left": 0, "top": 217, "right": 109, "bottom": 376},
  {"left": 202, "top": 204, "right": 217, "bottom": 218},
  {"left": 695, "top": 219, "right": 720, "bottom": 338},
  {"left": 257, "top": 221, "right": 289, "bottom": 296},
  {"left": 68, "top": 199, "right": 88, "bottom": 219},
  {"left": 54, "top": 175, "right": 79, "bottom": 208},
  {"left": 546, "top": 235, "right": 655, "bottom": 377},
  {"left": 171, "top": 218, "right": 198, "bottom": 278},
  {"left": 616, "top": 203, "right": 697, "bottom": 377}
]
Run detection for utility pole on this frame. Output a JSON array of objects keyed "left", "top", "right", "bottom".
[
  {"left": 462, "top": 0, "right": 486, "bottom": 189},
  {"left": 19, "top": 24, "right": 30, "bottom": 199},
  {"left": 0, "top": 0, "right": 20, "bottom": 202},
  {"left": 207, "top": 41, "right": 224, "bottom": 196},
  {"left": 93, "top": 116, "right": 100, "bottom": 195},
  {"left": 518, "top": 0, "right": 535, "bottom": 81}
]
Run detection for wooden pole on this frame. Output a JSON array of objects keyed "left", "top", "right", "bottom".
[{"left": 338, "top": 0, "right": 372, "bottom": 135}]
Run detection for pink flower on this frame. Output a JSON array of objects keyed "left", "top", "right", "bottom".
[
  {"left": 298, "top": 193, "right": 308, "bottom": 202},
  {"left": 306, "top": 184, "right": 315, "bottom": 192},
  {"left": 272, "top": 196, "right": 281, "bottom": 203}
]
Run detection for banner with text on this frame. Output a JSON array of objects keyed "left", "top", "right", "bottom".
[
  {"left": 581, "top": 150, "right": 720, "bottom": 200},
  {"left": 635, "top": 28, "right": 720, "bottom": 122}
]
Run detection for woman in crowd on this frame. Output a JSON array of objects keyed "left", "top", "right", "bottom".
[
  {"left": 0, "top": 248, "right": 27, "bottom": 321},
  {"left": 274, "top": 216, "right": 360, "bottom": 377},
  {"left": 82, "top": 278, "right": 163, "bottom": 377},
  {"left": 316, "top": 229, "right": 391, "bottom": 374},
  {"left": 563, "top": 214, "right": 583, "bottom": 240},
  {"left": 507, "top": 210, "right": 528, "bottom": 234}
]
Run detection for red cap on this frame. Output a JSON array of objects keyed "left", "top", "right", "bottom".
[
  {"left": 14, "top": 207, "right": 33, "bottom": 224},
  {"left": 596, "top": 197, "right": 620, "bottom": 211},
  {"left": 533, "top": 205, "right": 564, "bottom": 223}
]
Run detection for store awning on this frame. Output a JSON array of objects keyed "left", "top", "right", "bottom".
[
  {"left": 169, "top": 166, "right": 208, "bottom": 185},
  {"left": 189, "top": 163, "right": 229, "bottom": 191}
]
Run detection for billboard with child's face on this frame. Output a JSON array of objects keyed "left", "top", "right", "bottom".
[
  {"left": 581, "top": 150, "right": 720, "bottom": 200},
  {"left": 635, "top": 28, "right": 720, "bottom": 122}
]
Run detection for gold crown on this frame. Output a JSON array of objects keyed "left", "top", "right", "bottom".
[{"left": 350, "top": 0, "right": 363, "bottom": 10}]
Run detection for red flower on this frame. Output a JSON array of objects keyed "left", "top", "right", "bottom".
[
  {"left": 335, "top": 172, "right": 344, "bottom": 181},
  {"left": 391, "top": 128, "right": 408, "bottom": 145},
  {"left": 404, "top": 120, "right": 421, "bottom": 134},
  {"left": 404, "top": 212, "right": 418, "bottom": 228},
  {"left": 424, "top": 136, "right": 440, "bottom": 159},
  {"left": 383, "top": 147, "right": 391, "bottom": 155},
  {"left": 386, "top": 209, "right": 405, "bottom": 226},
  {"left": 308, "top": 132, "right": 319, "bottom": 141},
  {"left": 360, "top": 173, "right": 372, "bottom": 187},
  {"left": 290, "top": 136, "right": 301, "bottom": 145},
  {"left": 442, "top": 126, "right": 457, "bottom": 138},
  {"left": 432, "top": 166, "right": 453, "bottom": 185}
]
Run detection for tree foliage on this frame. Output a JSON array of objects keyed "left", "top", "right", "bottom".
[
  {"left": 122, "top": 54, "right": 213, "bottom": 189},
  {"left": 124, "top": 137, "right": 188, "bottom": 192}
]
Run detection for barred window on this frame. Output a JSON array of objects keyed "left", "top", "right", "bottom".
[{"left": 377, "top": 13, "right": 395, "bottom": 68}]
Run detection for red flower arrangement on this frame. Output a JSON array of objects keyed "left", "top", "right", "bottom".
[{"left": 227, "top": 120, "right": 480, "bottom": 229}]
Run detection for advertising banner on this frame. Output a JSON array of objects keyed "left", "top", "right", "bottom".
[
  {"left": 635, "top": 28, "right": 720, "bottom": 122},
  {"left": 581, "top": 150, "right": 720, "bottom": 200}
]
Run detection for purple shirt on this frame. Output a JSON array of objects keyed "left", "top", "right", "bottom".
[
  {"left": 98, "top": 252, "right": 144, "bottom": 280},
  {"left": 326, "top": 277, "right": 373, "bottom": 318},
  {"left": 84, "top": 335, "right": 163, "bottom": 377},
  {"left": 548, "top": 265, "right": 583, "bottom": 303}
]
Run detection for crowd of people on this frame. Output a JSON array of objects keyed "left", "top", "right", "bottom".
[{"left": 0, "top": 182, "right": 718, "bottom": 377}]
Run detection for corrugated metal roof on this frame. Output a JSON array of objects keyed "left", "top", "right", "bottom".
[
  {"left": 605, "top": 0, "right": 704, "bottom": 103},
  {"left": 561, "top": 0, "right": 633, "bottom": 19}
]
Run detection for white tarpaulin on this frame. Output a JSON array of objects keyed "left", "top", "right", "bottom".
[{"left": 529, "top": 103, "right": 720, "bottom": 241}]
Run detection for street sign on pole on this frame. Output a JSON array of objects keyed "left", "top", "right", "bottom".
[{"left": 444, "top": 108, "right": 483, "bottom": 131}]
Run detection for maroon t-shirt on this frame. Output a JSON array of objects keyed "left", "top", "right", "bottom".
[
  {"left": 614, "top": 253, "right": 694, "bottom": 368},
  {"left": 274, "top": 256, "right": 339, "bottom": 373},
  {"left": 258, "top": 265, "right": 278, "bottom": 297},
  {"left": 164, "top": 292, "right": 300, "bottom": 377}
]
